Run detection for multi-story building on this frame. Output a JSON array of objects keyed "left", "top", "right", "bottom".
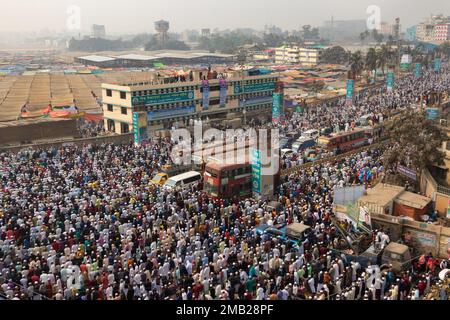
[
  {"left": 379, "top": 22, "right": 394, "bottom": 36},
  {"left": 91, "top": 24, "right": 106, "bottom": 39},
  {"left": 275, "top": 46, "right": 322, "bottom": 66},
  {"left": 102, "top": 69, "right": 279, "bottom": 134},
  {"left": 433, "top": 24, "right": 450, "bottom": 42}
]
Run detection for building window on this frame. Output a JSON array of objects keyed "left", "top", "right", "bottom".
[
  {"left": 107, "top": 104, "right": 113, "bottom": 112},
  {"left": 120, "top": 92, "right": 127, "bottom": 100},
  {"left": 121, "top": 123, "right": 130, "bottom": 134},
  {"left": 106, "top": 89, "right": 112, "bottom": 97},
  {"left": 121, "top": 107, "right": 127, "bottom": 115}
]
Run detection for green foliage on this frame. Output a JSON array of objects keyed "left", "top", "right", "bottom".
[
  {"left": 68, "top": 37, "right": 135, "bottom": 52},
  {"left": 320, "top": 46, "right": 349, "bottom": 65}
]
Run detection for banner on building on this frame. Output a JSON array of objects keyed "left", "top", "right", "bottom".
[
  {"left": 272, "top": 93, "right": 283, "bottom": 123},
  {"left": 219, "top": 79, "right": 227, "bottom": 107},
  {"left": 386, "top": 72, "right": 394, "bottom": 92},
  {"left": 202, "top": 80, "right": 210, "bottom": 110},
  {"left": 414, "top": 63, "right": 422, "bottom": 77},
  {"left": 346, "top": 79, "right": 354, "bottom": 105}
]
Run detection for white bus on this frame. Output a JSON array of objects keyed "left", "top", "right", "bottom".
[
  {"left": 301, "top": 129, "right": 320, "bottom": 140},
  {"left": 163, "top": 171, "right": 202, "bottom": 190}
]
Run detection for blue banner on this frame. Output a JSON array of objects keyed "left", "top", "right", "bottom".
[
  {"left": 426, "top": 108, "right": 440, "bottom": 120},
  {"left": 202, "top": 80, "right": 210, "bottom": 110},
  {"left": 147, "top": 105, "right": 195, "bottom": 121},
  {"left": 219, "top": 79, "right": 227, "bottom": 107}
]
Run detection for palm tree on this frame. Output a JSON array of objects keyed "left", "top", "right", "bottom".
[
  {"left": 349, "top": 51, "right": 364, "bottom": 79},
  {"left": 366, "top": 48, "right": 377, "bottom": 74},
  {"left": 377, "top": 44, "right": 394, "bottom": 75}
]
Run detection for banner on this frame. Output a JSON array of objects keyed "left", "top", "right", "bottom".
[
  {"left": 386, "top": 72, "right": 394, "bottom": 92},
  {"left": 414, "top": 63, "right": 422, "bottom": 77},
  {"left": 346, "top": 79, "right": 354, "bottom": 105},
  {"left": 251, "top": 149, "right": 262, "bottom": 194},
  {"left": 219, "top": 79, "right": 227, "bottom": 107},
  {"left": 425, "top": 107, "right": 440, "bottom": 121},
  {"left": 397, "top": 164, "right": 418, "bottom": 181},
  {"left": 359, "top": 206, "right": 372, "bottom": 229},
  {"left": 272, "top": 93, "right": 283, "bottom": 123},
  {"left": 202, "top": 80, "right": 210, "bottom": 110},
  {"left": 133, "top": 112, "right": 148, "bottom": 145},
  {"left": 132, "top": 91, "right": 194, "bottom": 106},
  {"left": 434, "top": 58, "right": 441, "bottom": 73}
]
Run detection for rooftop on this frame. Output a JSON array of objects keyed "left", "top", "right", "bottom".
[
  {"left": 78, "top": 55, "right": 117, "bottom": 63},
  {"left": 358, "top": 184, "right": 405, "bottom": 207},
  {"left": 395, "top": 191, "right": 431, "bottom": 209}
]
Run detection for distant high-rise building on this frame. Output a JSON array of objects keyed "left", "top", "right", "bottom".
[
  {"left": 155, "top": 20, "right": 170, "bottom": 47},
  {"left": 201, "top": 28, "right": 211, "bottom": 38},
  {"left": 91, "top": 24, "right": 106, "bottom": 38}
]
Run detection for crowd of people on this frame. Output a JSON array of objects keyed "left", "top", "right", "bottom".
[
  {"left": 278, "top": 68, "right": 450, "bottom": 169},
  {"left": 0, "top": 67, "right": 449, "bottom": 301}
]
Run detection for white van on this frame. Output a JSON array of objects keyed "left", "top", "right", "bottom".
[
  {"left": 164, "top": 171, "right": 202, "bottom": 190},
  {"left": 302, "top": 129, "right": 320, "bottom": 140}
]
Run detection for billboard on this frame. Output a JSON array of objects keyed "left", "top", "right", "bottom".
[
  {"left": 132, "top": 91, "right": 194, "bottom": 106},
  {"left": 397, "top": 164, "right": 418, "bottom": 181},
  {"left": 133, "top": 112, "right": 148, "bottom": 145},
  {"left": 272, "top": 93, "right": 283, "bottom": 123},
  {"left": 202, "top": 80, "right": 210, "bottom": 110},
  {"left": 234, "top": 82, "right": 276, "bottom": 94},
  {"left": 386, "top": 72, "right": 394, "bottom": 92}
]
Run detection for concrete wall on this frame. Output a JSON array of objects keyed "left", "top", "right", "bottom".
[
  {"left": 420, "top": 168, "right": 450, "bottom": 218},
  {"left": 371, "top": 212, "right": 450, "bottom": 258},
  {"left": 0, "top": 133, "right": 133, "bottom": 153},
  {"left": 0, "top": 119, "right": 79, "bottom": 145}
]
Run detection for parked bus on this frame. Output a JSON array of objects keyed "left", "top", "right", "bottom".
[
  {"left": 318, "top": 128, "right": 369, "bottom": 154},
  {"left": 163, "top": 171, "right": 203, "bottom": 191},
  {"left": 204, "top": 162, "right": 253, "bottom": 199}
]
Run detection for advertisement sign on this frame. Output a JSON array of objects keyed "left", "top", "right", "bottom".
[
  {"left": 397, "top": 164, "right": 418, "bottom": 181},
  {"left": 272, "top": 93, "right": 283, "bottom": 123},
  {"left": 132, "top": 91, "right": 194, "bottom": 106},
  {"left": 434, "top": 58, "right": 442, "bottom": 72},
  {"left": 251, "top": 149, "right": 262, "bottom": 194},
  {"left": 202, "top": 80, "right": 210, "bottom": 110},
  {"left": 133, "top": 112, "right": 139, "bottom": 144},
  {"left": 219, "top": 79, "right": 227, "bottom": 107},
  {"left": 234, "top": 82, "right": 276, "bottom": 94},
  {"left": 147, "top": 105, "right": 195, "bottom": 121},
  {"left": 414, "top": 63, "right": 422, "bottom": 77},
  {"left": 386, "top": 72, "right": 394, "bottom": 92},
  {"left": 346, "top": 79, "right": 354, "bottom": 102},
  {"left": 426, "top": 107, "right": 440, "bottom": 121},
  {"left": 133, "top": 113, "right": 148, "bottom": 145}
]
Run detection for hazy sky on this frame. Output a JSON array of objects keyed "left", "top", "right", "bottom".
[{"left": 1, "top": 0, "right": 449, "bottom": 34}]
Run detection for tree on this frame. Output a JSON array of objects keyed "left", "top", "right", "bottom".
[
  {"left": 383, "top": 111, "right": 445, "bottom": 188},
  {"left": 349, "top": 51, "right": 364, "bottom": 78},
  {"left": 320, "top": 46, "right": 349, "bottom": 65},
  {"left": 145, "top": 36, "right": 190, "bottom": 51},
  {"left": 263, "top": 33, "right": 285, "bottom": 47},
  {"left": 302, "top": 25, "right": 312, "bottom": 40},
  {"left": 365, "top": 48, "right": 378, "bottom": 72},
  {"left": 377, "top": 44, "right": 394, "bottom": 75}
]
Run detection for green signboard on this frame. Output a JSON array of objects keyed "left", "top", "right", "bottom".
[
  {"left": 272, "top": 93, "right": 283, "bottom": 123},
  {"left": 346, "top": 80, "right": 354, "bottom": 99},
  {"left": 400, "top": 63, "right": 410, "bottom": 72},
  {"left": 133, "top": 112, "right": 140, "bottom": 144},
  {"left": 234, "top": 82, "right": 276, "bottom": 94},
  {"left": 132, "top": 91, "right": 195, "bottom": 106},
  {"left": 434, "top": 58, "right": 441, "bottom": 72},
  {"left": 414, "top": 63, "right": 422, "bottom": 77},
  {"left": 386, "top": 72, "right": 394, "bottom": 91},
  {"left": 252, "top": 149, "right": 262, "bottom": 194}
]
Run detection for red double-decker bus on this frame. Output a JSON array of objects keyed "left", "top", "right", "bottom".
[
  {"left": 318, "top": 128, "right": 369, "bottom": 154},
  {"left": 204, "top": 162, "right": 253, "bottom": 199}
]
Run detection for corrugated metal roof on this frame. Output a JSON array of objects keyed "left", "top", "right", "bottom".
[
  {"left": 115, "top": 54, "right": 158, "bottom": 61},
  {"left": 78, "top": 55, "right": 116, "bottom": 62}
]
